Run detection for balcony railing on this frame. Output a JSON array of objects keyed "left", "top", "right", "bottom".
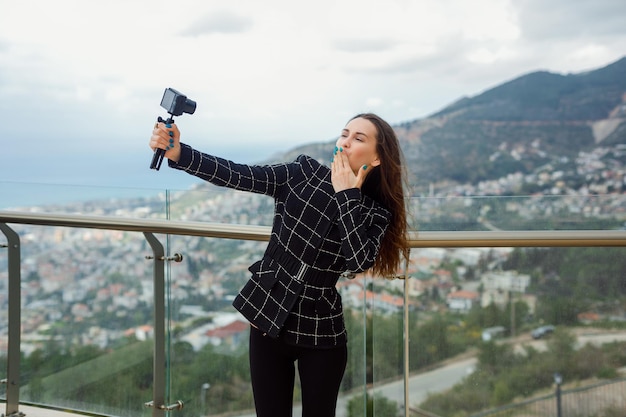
[{"left": 2, "top": 204, "right": 626, "bottom": 417}]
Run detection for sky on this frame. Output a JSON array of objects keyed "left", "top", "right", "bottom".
[{"left": 1, "top": 0, "right": 626, "bottom": 193}]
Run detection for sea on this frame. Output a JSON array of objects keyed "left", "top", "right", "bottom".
[{"left": 0, "top": 149, "right": 264, "bottom": 210}]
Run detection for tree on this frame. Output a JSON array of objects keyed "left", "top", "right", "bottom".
[
  {"left": 347, "top": 392, "right": 398, "bottom": 417},
  {"left": 477, "top": 341, "right": 516, "bottom": 376}
]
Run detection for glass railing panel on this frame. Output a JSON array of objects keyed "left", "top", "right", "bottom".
[
  {"left": 164, "top": 187, "right": 371, "bottom": 416},
  {"left": 163, "top": 234, "right": 371, "bottom": 417},
  {"left": 408, "top": 245, "right": 626, "bottom": 417},
  {"left": 164, "top": 233, "right": 263, "bottom": 416},
  {"left": 369, "top": 275, "right": 405, "bottom": 417},
  {"left": 0, "top": 182, "right": 177, "bottom": 416},
  {"left": 164, "top": 187, "right": 270, "bottom": 416},
  {"left": 410, "top": 194, "right": 626, "bottom": 231},
  {"left": 4, "top": 223, "right": 157, "bottom": 416},
  {"left": 336, "top": 275, "right": 369, "bottom": 417},
  {"left": 0, "top": 232, "right": 8, "bottom": 403},
  {"left": 163, "top": 186, "right": 275, "bottom": 225}
]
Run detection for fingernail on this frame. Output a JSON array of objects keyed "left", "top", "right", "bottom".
[
  {"left": 340, "top": 147, "right": 343, "bottom": 152},
  {"left": 166, "top": 123, "right": 172, "bottom": 128},
  {"left": 330, "top": 157, "right": 334, "bottom": 163},
  {"left": 363, "top": 165, "right": 368, "bottom": 170},
  {"left": 169, "top": 132, "right": 174, "bottom": 137},
  {"left": 165, "top": 146, "right": 170, "bottom": 150},
  {"left": 169, "top": 138, "right": 174, "bottom": 143}
]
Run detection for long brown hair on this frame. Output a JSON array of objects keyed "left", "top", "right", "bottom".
[{"left": 353, "top": 113, "right": 410, "bottom": 277}]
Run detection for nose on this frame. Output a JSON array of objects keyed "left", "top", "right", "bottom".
[{"left": 338, "top": 135, "right": 350, "bottom": 147}]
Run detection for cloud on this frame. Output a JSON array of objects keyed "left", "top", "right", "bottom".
[
  {"left": 332, "top": 38, "right": 397, "bottom": 53},
  {"left": 516, "top": 0, "right": 626, "bottom": 40},
  {"left": 180, "top": 10, "right": 254, "bottom": 37},
  {"left": 1, "top": 0, "right": 625, "bottom": 190}
]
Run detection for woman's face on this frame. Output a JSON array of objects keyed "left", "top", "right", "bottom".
[{"left": 336, "top": 117, "right": 381, "bottom": 174}]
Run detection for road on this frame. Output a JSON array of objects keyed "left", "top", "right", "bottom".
[
  {"left": 340, "top": 329, "right": 626, "bottom": 415},
  {"left": 514, "top": 328, "right": 626, "bottom": 353},
  {"left": 366, "top": 357, "right": 477, "bottom": 406}
]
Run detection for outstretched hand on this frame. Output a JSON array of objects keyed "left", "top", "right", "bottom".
[
  {"left": 149, "top": 121, "right": 182, "bottom": 163},
  {"left": 331, "top": 148, "right": 369, "bottom": 192}
]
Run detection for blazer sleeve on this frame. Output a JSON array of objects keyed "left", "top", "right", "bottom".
[
  {"left": 168, "top": 143, "right": 295, "bottom": 198},
  {"left": 334, "top": 188, "right": 391, "bottom": 273}
]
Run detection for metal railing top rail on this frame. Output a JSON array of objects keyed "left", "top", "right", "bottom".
[
  {"left": 0, "top": 210, "right": 271, "bottom": 241},
  {"left": 2, "top": 210, "right": 626, "bottom": 247}
]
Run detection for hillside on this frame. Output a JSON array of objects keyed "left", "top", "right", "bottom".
[{"left": 260, "top": 57, "right": 626, "bottom": 195}]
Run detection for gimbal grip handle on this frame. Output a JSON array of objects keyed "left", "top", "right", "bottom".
[{"left": 150, "top": 116, "right": 175, "bottom": 170}]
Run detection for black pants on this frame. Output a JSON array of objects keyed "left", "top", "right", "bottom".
[{"left": 249, "top": 326, "right": 348, "bottom": 417}]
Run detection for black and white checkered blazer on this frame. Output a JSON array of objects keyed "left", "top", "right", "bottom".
[{"left": 170, "top": 144, "right": 391, "bottom": 347}]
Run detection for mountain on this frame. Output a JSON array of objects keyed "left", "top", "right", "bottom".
[
  {"left": 432, "top": 57, "right": 626, "bottom": 122},
  {"left": 261, "top": 57, "right": 626, "bottom": 195}
]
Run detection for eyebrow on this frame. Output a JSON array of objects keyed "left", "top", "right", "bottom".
[{"left": 342, "top": 128, "right": 370, "bottom": 138}]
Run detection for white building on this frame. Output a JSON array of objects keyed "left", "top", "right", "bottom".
[{"left": 481, "top": 270, "right": 530, "bottom": 308}]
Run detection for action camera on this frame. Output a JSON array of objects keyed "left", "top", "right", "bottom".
[{"left": 160, "top": 88, "right": 196, "bottom": 117}]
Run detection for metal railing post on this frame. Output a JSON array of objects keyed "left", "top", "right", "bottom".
[
  {"left": 143, "top": 232, "right": 184, "bottom": 417},
  {"left": 143, "top": 232, "right": 167, "bottom": 417},
  {"left": 0, "top": 223, "right": 24, "bottom": 417},
  {"left": 403, "top": 250, "right": 411, "bottom": 417},
  {"left": 143, "top": 232, "right": 184, "bottom": 416}
]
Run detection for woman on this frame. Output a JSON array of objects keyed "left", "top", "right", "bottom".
[{"left": 149, "top": 113, "right": 409, "bottom": 417}]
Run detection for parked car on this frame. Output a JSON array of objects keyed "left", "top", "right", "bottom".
[
  {"left": 481, "top": 326, "right": 506, "bottom": 342},
  {"left": 531, "top": 325, "right": 555, "bottom": 339}
]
